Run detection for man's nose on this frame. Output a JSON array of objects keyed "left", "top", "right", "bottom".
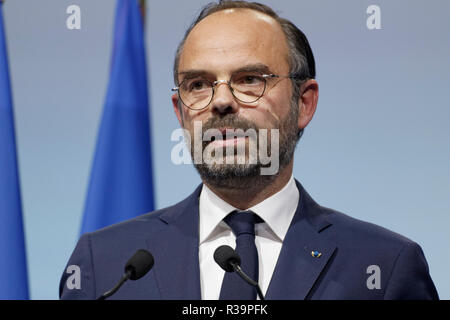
[{"left": 210, "top": 81, "right": 239, "bottom": 115}]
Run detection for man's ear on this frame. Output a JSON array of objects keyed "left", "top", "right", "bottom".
[
  {"left": 172, "top": 93, "right": 184, "bottom": 127},
  {"left": 297, "top": 79, "right": 319, "bottom": 130}
]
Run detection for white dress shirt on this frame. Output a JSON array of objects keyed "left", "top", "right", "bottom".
[{"left": 198, "top": 175, "right": 299, "bottom": 300}]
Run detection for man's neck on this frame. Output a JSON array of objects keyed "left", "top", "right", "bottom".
[{"left": 204, "top": 161, "right": 294, "bottom": 210}]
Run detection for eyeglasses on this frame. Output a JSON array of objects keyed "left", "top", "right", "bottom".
[{"left": 171, "top": 71, "right": 303, "bottom": 110}]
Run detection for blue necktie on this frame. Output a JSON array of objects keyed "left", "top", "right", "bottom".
[{"left": 219, "top": 210, "right": 260, "bottom": 300}]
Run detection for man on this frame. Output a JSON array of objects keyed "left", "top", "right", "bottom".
[{"left": 60, "top": 1, "right": 439, "bottom": 299}]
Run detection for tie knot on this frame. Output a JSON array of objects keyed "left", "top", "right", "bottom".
[{"left": 224, "top": 210, "right": 260, "bottom": 237}]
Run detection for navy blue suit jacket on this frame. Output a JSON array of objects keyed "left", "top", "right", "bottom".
[{"left": 60, "top": 181, "right": 439, "bottom": 299}]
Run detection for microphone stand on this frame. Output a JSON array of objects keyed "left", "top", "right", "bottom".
[
  {"left": 230, "top": 262, "right": 265, "bottom": 300},
  {"left": 97, "top": 269, "right": 132, "bottom": 300}
]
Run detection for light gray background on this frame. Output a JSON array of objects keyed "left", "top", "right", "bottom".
[{"left": 3, "top": 0, "right": 449, "bottom": 299}]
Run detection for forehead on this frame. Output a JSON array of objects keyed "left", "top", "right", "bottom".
[{"left": 179, "top": 9, "right": 290, "bottom": 75}]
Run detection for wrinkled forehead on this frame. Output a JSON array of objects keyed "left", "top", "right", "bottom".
[{"left": 179, "top": 9, "right": 290, "bottom": 76}]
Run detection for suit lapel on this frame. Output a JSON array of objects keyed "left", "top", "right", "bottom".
[
  {"left": 145, "top": 185, "right": 202, "bottom": 299},
  {"left": 265, "top": 181, "right": 337, "bottom": 300},
  {"left": 143, "top": 181, "right": 337, "bottom": 300}
]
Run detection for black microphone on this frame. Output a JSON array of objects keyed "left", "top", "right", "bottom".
[
  {"left": 97, "top": 249, "right": 154, "bottom": 300},
  {"left": 214, "top": 245, "right": 265, "bottom": 300}
]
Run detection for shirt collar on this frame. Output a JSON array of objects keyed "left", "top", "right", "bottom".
[{"left": 199, "top": 175, "right": 299, "bottom": 244}]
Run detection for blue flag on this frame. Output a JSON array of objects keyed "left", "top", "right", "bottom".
[
  {"left": 80, "top": 0, "right": 155, "bottom": 234},
  {"left": 0, "top": 2, "right": 29, "bottom": 300}
]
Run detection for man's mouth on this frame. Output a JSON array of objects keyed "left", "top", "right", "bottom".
[{"left": 208, "top": 128, "right": 248, "bottom": 148}]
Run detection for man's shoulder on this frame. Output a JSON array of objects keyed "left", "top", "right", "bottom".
[
  {"left": 95, "top": 209, "right": 175, "bottom": 237},
  {"left": 85, "top": 188, "right": 200, "bottom": 242},
  {"left": 318, "top": 204, "right": 418, "bottom": 250},
  {"left": 89, "top": 206, "right": 170, "bottom": 238},
  {"left": 296, "top": 180, "right": 417, "bottom": 249},
  {"left": 306, "top": 205, "right": 438, "bottom": 300},
  {"left": 61, "top": 201, "right": 193, "bottom": 300}
]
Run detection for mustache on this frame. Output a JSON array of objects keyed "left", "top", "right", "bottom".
[
  {"left": 198, "top": 115, "right": 269, "bottom": 152},
  {"left": 201, "top": 114, "right": 260, "bottom": 133}
]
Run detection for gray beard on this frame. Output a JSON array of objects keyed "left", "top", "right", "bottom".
[{"left": 190, "top": 101, "right": 300, "bottom": 190}]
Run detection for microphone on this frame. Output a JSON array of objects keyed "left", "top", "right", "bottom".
[
  {"left": 214, "top": 245, "right": 265, "bottom": 300},
  {"left": 97, "top": 249, "right": 154, "bottom": 300}
]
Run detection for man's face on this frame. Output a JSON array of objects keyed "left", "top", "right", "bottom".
[{"left": 172, "top": 9, "right": 300, "bottom": 188}]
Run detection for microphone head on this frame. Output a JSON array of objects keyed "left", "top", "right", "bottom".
[
  {"left": 125, "top": 249, "right": 154, "bottom": 280},
  {"left": 214, "top": 245, "right": 241, "bottom": 272}
]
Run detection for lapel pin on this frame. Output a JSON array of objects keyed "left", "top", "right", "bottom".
[{"left": 311, "top": 251, "right": 322, "bottom": 258}]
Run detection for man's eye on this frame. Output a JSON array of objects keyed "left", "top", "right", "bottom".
[
  {"left": 188, "top": 80, "right": 209, "bottom": 91},
  {"left": 244, "top": 76, "right": 256, "bottom": 84},
  {"left": 235, "top": 74, "right": 264, "bottom": 86}
]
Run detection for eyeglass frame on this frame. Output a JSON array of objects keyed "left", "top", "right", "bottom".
[{"left": 171, "top": 72, "right": 305, "bottom": 111}]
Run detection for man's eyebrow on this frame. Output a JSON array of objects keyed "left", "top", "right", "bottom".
[
  {"left": 177, "top": 69, "right": 210, "bottom": 78},
  {"left": 177, "top": 63, "right": 272, "bottom": 80},
  {"left": 232, "top": 63, "right": 271, "bottom": 74}
]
